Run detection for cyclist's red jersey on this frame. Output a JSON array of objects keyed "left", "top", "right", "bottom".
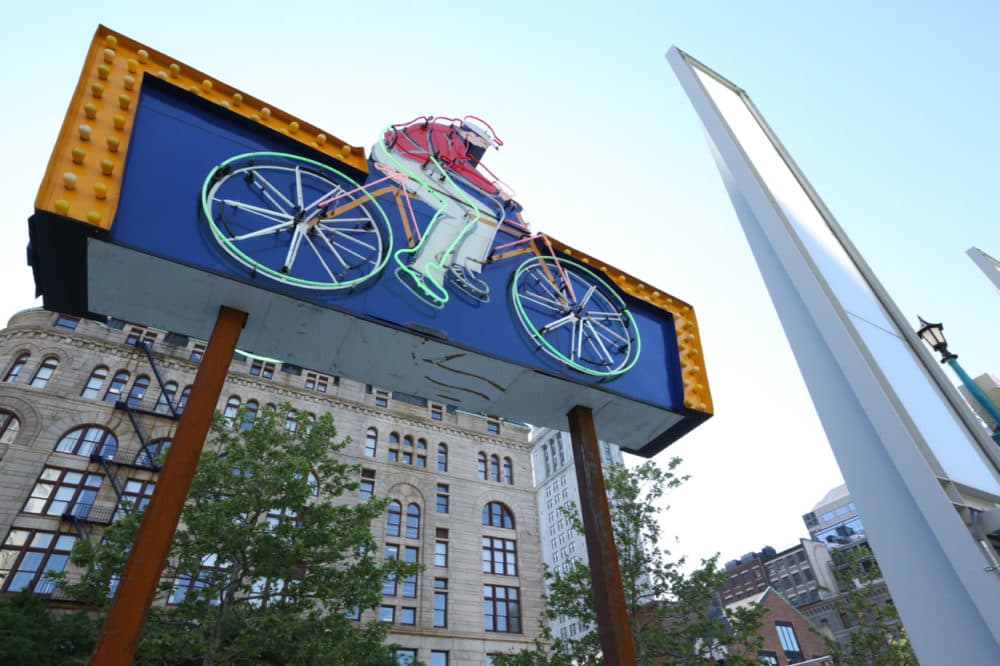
[{"left": 384, "top": 118, "right": 500, "bottom": 196}]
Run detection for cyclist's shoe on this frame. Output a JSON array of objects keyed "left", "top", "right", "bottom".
[
  {"left": 448, "top": 264, "right": 490, "bottom": 302},
  {"left": 394, "top": 266, "right": 446, "bottom": 309}
]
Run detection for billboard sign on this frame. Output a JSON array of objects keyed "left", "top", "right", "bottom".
[{"left": 28, "top": 27, "right": 712, "bottom": 457}]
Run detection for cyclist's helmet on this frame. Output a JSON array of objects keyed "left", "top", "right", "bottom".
[{"left": 459, "top": 116, "right": 501, "bottom": 164}]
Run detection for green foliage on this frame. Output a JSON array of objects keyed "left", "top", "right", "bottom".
[
  {"left": 491, "top": 460, "right": 764, "bottom": 666},
  {"left": 0, "top": 590, "right": 97, "bottom": 665},
  {"left": 814, "top": 545, "right": 918, "bottom": 666},
  {"left": 55, "top": 405, "right": 418, "bottom": 665}
]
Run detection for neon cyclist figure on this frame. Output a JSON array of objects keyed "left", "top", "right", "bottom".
[{"left": 371, "top": 115, "right": 519, "bottom": 306}]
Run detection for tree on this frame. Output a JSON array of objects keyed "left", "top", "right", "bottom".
[
  {"left": 0, "top": 590, "right": 96, "bottom": 665},
  {"left": 813, "top": 545, "right": 918, "bottom": 666},
  {"left": 491, "top": 460, "right": 764, "bottom": 665},
  {"left": 57, "top": 405, "right": 419, "bottom": 665}
]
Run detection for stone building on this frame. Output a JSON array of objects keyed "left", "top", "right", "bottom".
[{"left": 0, "top": 309, "right": 543, "bottom": 665}]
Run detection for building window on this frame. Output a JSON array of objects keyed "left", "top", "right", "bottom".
[
  {"left": 345, "top": 606, "right": 360, "bottom": 621},
  {"left": 53, "top": 315, "right": 79, "bottom": 330},
  {"left": 503, "top": 457, "right": 513, "bottom": 485},
  {"left": 223, "top": 396, "right": 241, "bottom": 426},
  {"left": 360, "top": 469, "right": 375, "bottom": 500},
  {"left": 55, "top": 425, "right": 118, "bottom": 458},
  {"left": 125, "top": 375, "right": 150, "bottom": 409},
  {"left": 24, "top": 467, "right": 103, "bottom": 518},
  {"left": 386, "top": 501, "right": 402, "bottom": 537},
  {"left": 3, "top": 353, "right": 30, "bottom": 383},
  {"left": 168, "top": 554, "right": 225, "bottom": 605},
  {"left": 304, "top": 372, "right": 329, "bottom": 393},
  {"left": 190, "top": 343, "right": 206, "bottom": 362},
  {"left": 388, "top": 432, "right": 400, "bottom": 462},
  {"left": 490, "top": 455, "right": 500, "bottom": 482},
  {"left": 79, "top": 367, "right": 110, "bottom": 401},
  {"left": 402, "top": 546, "right": 418, "bottom": 597},
  {"left": 484, "top": 585, "right": 521, "bottom": 633},
  {"left": 435, "top": 528, "right": 448, "bottom": 567},
  {"left": 433, "top": 579, "right": 448, "bottom": 628},
  {"left": 430, "top": 650, "right": 448, "bottom": 666},
  {"left": 249, "top": 359, "right": 275, "bottom": 379},
  {"left": 487, "top": 418, "right": 500, "bottom": 435},
  {"left": 374, "top": 388, "right": 389, "bottom": 408},
  {"left": 430, "top": 403, "right": 444, "bottom": 421},
  {"left": 30, "top": 356, "right": 59, "bottom": 389},
  {"left": 240, "top": 400, "right": 259, "bottom": 430},
  {"left": 437, "top": 443, "right": 448, "bottom": 472},
  {"left": 483, "top": 502, "right": 515, "bottom": 529},
  {"left": 176, "top": 385, "right": 192, "bottom": 414},
  {"left": 136, "top": 438, "right": 170, "bottom": 468},
  {"left": 365, "top": 428, "right": 377, "bottom": 458},
  {"left": 284, "top": 410, "right": 298, "bottom": 433},
  {"left": 114, "top": 478, "right": 156, "bottom": 521},
  {"left": 379, "top": 605, "right": 395, "bottom": 622},
  {"left": 383, "top": 544, "right": 399, "bottom": 596},
  {"left": 0, "top": 411, "right": 20, "bottom": 445},
  {"left": 405, "top": 503, "right": 420, "bottom": 539},
  {"left": 126, "top": 326, "right": 157, "bottom": 348},
  {"left": 478, "top": 452, "right": 487, "bottom": 480},
  {"left": 482, "top": 537, "right": 517, "bottom": 576},
  {"left": 103, "top": 370, "right": 130, "bottom": 403},
  {"left": 436, "top": 485, "right": 449, "bottom": 513},
  {"left": 399, "top": 607, "right": 416, "bottom": 625},
  {"left": 394, "top": 649, "right": 416, "bottom": 665},
  {"left": 0, "top": 529, "right": 77, "bottom": 594},
  {"left": 776, "top": 622, "right": 803, "bottom": 663},
  {"left": 154, "top": 381, "right": 178, "bottom": 415},
  {"left": 757, "top": 652, "right": 779, "bottom": 666}
]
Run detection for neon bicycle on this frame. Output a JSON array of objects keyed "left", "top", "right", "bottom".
[{"left": 200, "top": 116, "right": 640, "bottom": 378}]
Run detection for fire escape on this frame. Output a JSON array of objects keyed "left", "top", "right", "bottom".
[{"left": 63, "top": 336, "right": 181, "bottom": 539}]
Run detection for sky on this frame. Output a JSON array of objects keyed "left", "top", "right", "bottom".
[{"left": 2, "top": 1, "right": 999, "bottom": 565}]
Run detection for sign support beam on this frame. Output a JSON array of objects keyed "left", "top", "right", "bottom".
[
  {"left": 90, "top": 306, "right": 247, "bottom": 665},
  {"left": 568, "top": 405, "right": 636, "bottom": 665}
]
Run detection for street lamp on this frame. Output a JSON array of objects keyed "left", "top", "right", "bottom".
[{"left": 917, "top": 316, "right": 1000, "bottom": 444}]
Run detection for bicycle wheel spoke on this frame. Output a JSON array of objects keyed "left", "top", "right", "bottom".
[
  {"left": 325, "top": 227, "right": 378, "bottom": 252},
  {"left": 228, "top": 220, "right": 294, "bottom": 241},
  {"left": 294, "top": 166, "right": 304, "bottom": 210},
  {"left": 249, "top": 170, "right": 294, "bottom": 214},
  {"left": 517, "top": 290, "right": 565, "bottom": 314},
  {"left": 217, "top": 199, "right": 293, "bottom": 226},
  {"left": 587, "top": 318, "right": 630, "bottom": 346},
  {"left": 283, "top": 228, "right": 304, "bottom": 272},
  {"left": 314, "top": 229, "right": 350, "bottom": 270},
  {"left": 577, "top": 284, "right": 597, "bottom": 310},
  {"left": 303, "top": 233, "right": 339, "bottom": 283},
  {"left": 316, "top": 229, "right": 376, "bottom": 265},
  {"left": 531, "top": 269, "right": 570, "bottom": 308},
  {"left": 583, "top": 320, "right": 615, "bottom": 366},
  {"left": 539, "top": 313, "right": 575, "bottom": 335},
  {"left": 305, "top": 184, "right": 347, "bottom": 213}
]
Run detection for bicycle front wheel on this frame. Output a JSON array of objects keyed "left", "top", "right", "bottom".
[{"left": 510, "top": 256, "right": 640, "bottom": 378}]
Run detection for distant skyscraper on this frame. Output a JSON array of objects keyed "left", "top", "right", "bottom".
[
  {"left": 802, "top": 484, "right": 864, "bottom": 547},
  {"left": 530, "top": 426, "right": 623, "bottom": 641}
]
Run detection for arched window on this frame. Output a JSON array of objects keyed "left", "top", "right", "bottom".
[
  {"left": 406, "top": 503, "right": 421, "bottom": 539},
  {"left": 80, "top": 366, "right": 109, "bottom": 399},
  {"left": 437, "top": 443, "right": 448, "bottom": 472},
  {"left": 176, "top": 385, "right": 192, "bottom": 414},
  {"left": 490, "top": 455, "right": 500, "bottom": 482},
  {"left": 55, "top": 425, "right": 118, "bottom": 459},
  {"left": 389, "top": 432, "right": 400, "bottom": 445},
  {"left": 137, "top": 438, "right": 170, "bottom": 467},
  {"left": 126, "top": 375, "right": 150, "bottom": 408},
  {"left": 303, "top": 412, "right": 316, "bottom": 434},
  {"left": 240, "top": 400, "right": 258, "bottom": 431},
  {"left": 3, "top": 353, "right": 29, "bottom": 383},
  {"left": 386, "top": 501, "right": 402, "bottom": 537},
  {"left": 401, "top": 435, "right": 414, "bottom": 464},
  {"left": 403, "top": 435, "right": 413, "bottom": 448},
  {"left": 154, "top": 381, "right": 178, "bottom": 414},
  {"left": 417, "top": 438, "right": 427, "bottom": 451},
  {"left": 503, "top": 457, "right": 513, "bottom": 485},
  {"left": 103, "top": 370, "right": 130, "bottom": 403},
  {"left": 284, "top": 410, "right": 298, "bottom": 433},
  {"left": 30, "top": 357, "right": 59, "bottom": 389},
  {"left": 478, "top": 452, "right": 487, "bottom": 480},
  {"left": 306, "top": 471, "right": 319, "bottom": 496},
  {"left": 483, "top": 502, "right": 515, "bottom": 529},
  {"left": 364, "top": 428, "right": 377, "bottom": 458},
  {"left": 0, "top": 411, "right": 20, "bottom": 445},
  {"left": 223, "top": 396, "right": 241, "bottom": 426}
]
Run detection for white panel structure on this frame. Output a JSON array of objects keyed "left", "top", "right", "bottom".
[
  {"left": 668, "top": 47, "right": 1000, "bottom": 664},
  {"left": 968, "top": 246, "right": 1000, "bottom": 292}
]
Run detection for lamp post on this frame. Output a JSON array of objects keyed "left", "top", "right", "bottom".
[{"left": 917, "top": 316, "right": 1000, "bottom": 444}]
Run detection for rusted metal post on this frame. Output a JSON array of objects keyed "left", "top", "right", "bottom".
[
  {"left": 90, "top": 306, "right": 247, "bottom": 665},
  {"left": 567, "top": 405, "right": 636, "bottom": 665}
]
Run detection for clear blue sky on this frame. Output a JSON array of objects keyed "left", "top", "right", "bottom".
[{"left": 2, "top": 1, "right": 998, "bottom": 563}]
